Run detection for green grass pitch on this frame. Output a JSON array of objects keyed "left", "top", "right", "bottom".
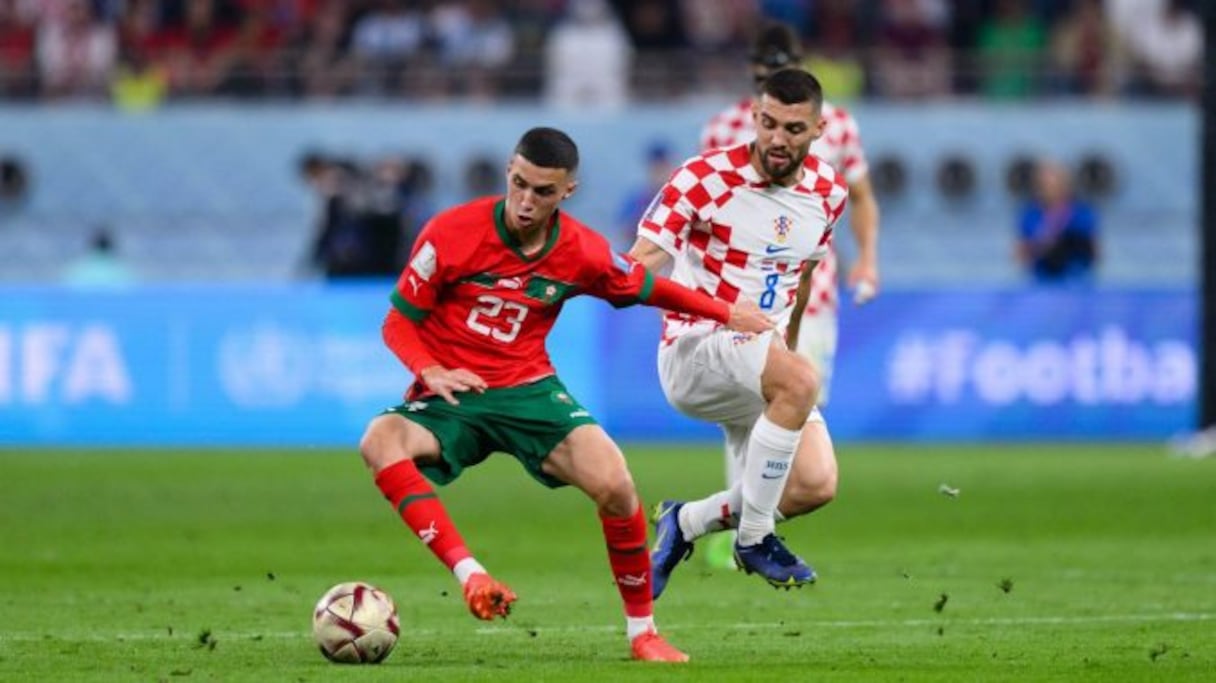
[{"left": 1, "top": 444, "right": 1213, "bottom": 681}]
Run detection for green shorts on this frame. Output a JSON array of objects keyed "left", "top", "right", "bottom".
[{"left": 382, "top": 376, "right": 597, "bottom": 489}]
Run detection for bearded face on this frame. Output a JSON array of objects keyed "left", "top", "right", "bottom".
[{"left": 751, "top": 94, "right": 824, "bottom": 184}]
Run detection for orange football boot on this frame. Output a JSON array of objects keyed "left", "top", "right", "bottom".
[
  {"left": 462, "top": 573, "right": 517, "bottom": 620},
  {"left": 630, "top": 630, "right": 690, "bottom": 662}
]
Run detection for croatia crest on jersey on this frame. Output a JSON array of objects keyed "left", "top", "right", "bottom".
[{"left": 774, "top": 215, "right": 792, "bottom": 243}]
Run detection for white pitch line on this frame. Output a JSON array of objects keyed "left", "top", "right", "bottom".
[
  {"left": 0, "top": 612, "right": 1211, "bottom": 644},
  {"left": 479, "top": 611, "right": 1216, "bottom": 634}
]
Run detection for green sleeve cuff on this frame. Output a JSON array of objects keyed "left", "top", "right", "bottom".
[
  {"left": 637, "top": 269, "right": 656, "bottom": 303},
  {"left": 390, "top": 289, "right": 429, "bottom": 322}
]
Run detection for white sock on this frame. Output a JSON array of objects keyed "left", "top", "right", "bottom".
[
  {"left": 722, "top": 423, "right": 750, "bottom": 487},
  {"left": 678, "top": 484, "right": 741, "bottom": 541},
  {"left": 453, "top": 558, "right": 487, "bottom": 586},
  {"left": 676, "top": 481, "right": 739, "bottom": 539},
  {"left": 677, "top": 424, "right": 751, "bottom": 543},
  {"left": 677, "top": 481, "right": 790, "bottom": 541},
  {"left": 722, "top": 426, "right": 749, "bottom": 544},
  {"left": 626, "top": 615, "right": 655, "bottom": 641},
  {"left": 737, "top": 414, "right": 801, "bottom": 546}
]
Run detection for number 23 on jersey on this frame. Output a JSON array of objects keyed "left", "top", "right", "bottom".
[{"left": 465, "top": 295, "right": 529, "bottom": 343}]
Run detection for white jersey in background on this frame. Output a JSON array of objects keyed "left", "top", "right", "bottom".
[{"left": 637, "top": 143, "right": 847, "bottom": 346}]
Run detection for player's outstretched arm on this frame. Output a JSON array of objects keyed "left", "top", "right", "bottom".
[
  {"left": 726, "top": 299, "right": 774, "bottom": 334},
  {"left": 644, "top": 276, "right": 773, "bottom": 334},
  {"left": 595, "top": 232, "right": 768, "bottom": 332}
]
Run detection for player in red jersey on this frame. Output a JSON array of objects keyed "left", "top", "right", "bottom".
[
  {"left": 358, "top": 127, "right": 773, "bottom": 663},
  {"left": 696, "top": 22, "right": 882, "bottom": 570}
]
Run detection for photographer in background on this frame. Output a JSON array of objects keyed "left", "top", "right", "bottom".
[{"left": 301, "top": 152, "right": 431, "bottom": 279}]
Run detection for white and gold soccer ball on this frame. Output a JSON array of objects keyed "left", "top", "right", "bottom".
[{"left": 312, "top": 581, "right": 399, "bottom": 664}]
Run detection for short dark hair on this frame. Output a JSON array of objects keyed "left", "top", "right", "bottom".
[
  {"left": 750, "top": 22, "right": 802, "bottom": 69},
  {"left": 760, "top": 69, "right": 823, "bottom": 110},
  {"left": 514, "top": 127, "right": 579, "bottom": 173}
]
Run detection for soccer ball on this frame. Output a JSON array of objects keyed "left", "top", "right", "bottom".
[{"left": 312, "top": 581, "right": 399, "bottom": 664}]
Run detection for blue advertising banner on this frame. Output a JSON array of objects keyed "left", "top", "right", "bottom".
[
  {"left": 0, "top": 284, "right": 404, "bottom": 445},
  {"left": 0, "top": 284, "right": 597, "bottom": 446},
  {"left": 828, "top": 288, "right": 1197, "bottom": 440},
  {"left": 0, "top": 286, "right": 1196, "bottom": 445}
]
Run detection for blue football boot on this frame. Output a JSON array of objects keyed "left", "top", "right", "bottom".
[
  {"left": 649, "top": 500, "right": 694, "bottom": 600},
  {"left": 733, "top": 534, "right": 817, "bottom": 589}
]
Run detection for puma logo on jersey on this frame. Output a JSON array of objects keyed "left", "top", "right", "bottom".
[{"left": 496, "top": 277, "right": 524, "bottom": 289}]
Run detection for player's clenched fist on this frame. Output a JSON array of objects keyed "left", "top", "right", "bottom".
[
  {"left": 419, "top": 365, "right": 488, "bottom": 405},
  {"left": 725, "top": 299, "right": 775, "bottom": 334}
]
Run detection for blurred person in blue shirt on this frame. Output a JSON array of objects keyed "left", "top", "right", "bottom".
[
  {"left": 613, "top": 141, "right": 673, "bottom": 252},
  {"left": 1016, "top": 160, "right": 1099, "bottom": 284}
]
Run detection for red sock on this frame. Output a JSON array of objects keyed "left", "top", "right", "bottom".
[
  {"left": 600, "top": 504, "right": 653, "bottom": 619},
  {"left": 375, "top": 459, "right": 471, "bottom": 570}
]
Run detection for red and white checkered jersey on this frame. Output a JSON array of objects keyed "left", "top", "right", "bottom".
[
  {"left": 700, "top": 99, "right": 868, "bottom": 315},
  {"left": 638, "top": 143, "right": 848, "bottom": 344}
]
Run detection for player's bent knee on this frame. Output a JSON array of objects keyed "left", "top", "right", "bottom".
[
  {"left": 357, "top": 418, "right": 392, "bottom": 471},
  {"left": 769, "top": 352, "right": 820, "bottom": 408},
  {"left": 588, "top": 468, "right": 639, "bottom": 518},
  {"left": 358, "top": 415, "right": 416, "bottom": 473}
]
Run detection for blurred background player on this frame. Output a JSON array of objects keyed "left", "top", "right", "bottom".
[
  {"left": 696, "top": 21, "right": 882, "bottom": 570},
  {"left": 614, "top": 140, "right": 675, "bottom": 252},
  {"left": 358, "top": 127, "right": 773, "bottom": 663},
  {"left": 631, "top": 70, "right": 848, "bottom": 595}
]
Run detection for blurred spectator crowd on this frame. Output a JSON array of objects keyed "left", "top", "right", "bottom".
[{"left": 0, "top": 0, "right": 1204, "bottom": 105}]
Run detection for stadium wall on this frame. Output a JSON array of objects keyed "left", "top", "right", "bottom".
[
  {"left": 0, "top": 285, "right": 1194, "bottom": 445},
  {"left": 0, "top": 102, "right": 1198, "bottom": 284},
  {"left": 0, "top": 103, "right": 1193, "bottom": 219}
]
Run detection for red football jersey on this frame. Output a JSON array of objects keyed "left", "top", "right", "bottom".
[{"left": 390, "top": 196, "right": 655, "bottom": 392}]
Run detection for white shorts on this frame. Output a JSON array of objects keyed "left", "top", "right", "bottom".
[
  {"left": 794, "top": 308, "right": 838, "bottom": 406},
  {"left": 658, "top": 327, "right": 826, "bottom": 429}
]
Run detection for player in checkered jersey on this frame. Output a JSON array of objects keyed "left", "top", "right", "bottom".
[
  {"left": 629, "top": 69, "right": 848, "bottom": 594},
  {"left": 695, "top": 22, "right": 882, "bottom": 572}
]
